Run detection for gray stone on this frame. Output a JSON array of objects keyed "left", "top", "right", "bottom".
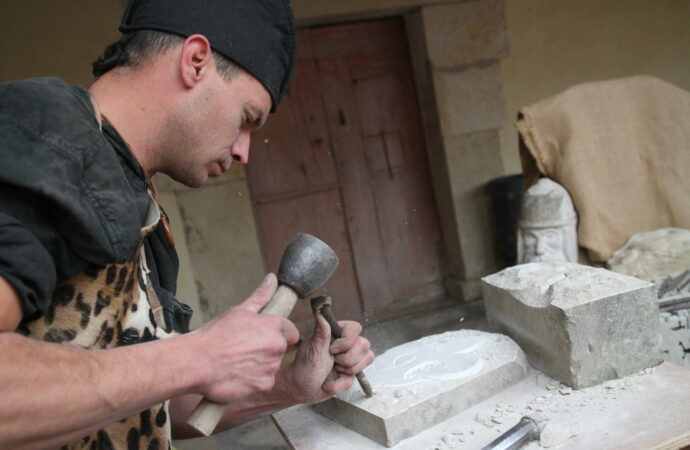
[
  {"left": 433, "top": 64, "right": 506, "bottom": 136},
  {"left": 422, "top": 0, "right": 508, "bottom": 69},
  {"left": 659, "top": 308, "right": 690, "bottom": 369},
  {"left": 482, "top": 262, "right": 664, "bottom": 388},
  {"left": 312, "top": 330, "right": 527, "bottom": 447},
  {"left": 444, "top": 130, "right": 505, "bottom": 280}
]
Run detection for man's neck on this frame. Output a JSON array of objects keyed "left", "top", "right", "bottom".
[{"left": 89, "top": 68, "right": 167, "bottom": 176}]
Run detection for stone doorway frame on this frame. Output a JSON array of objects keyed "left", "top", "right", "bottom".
[{"left": 293, "top": 0, "right": 509, "bottom": 300}]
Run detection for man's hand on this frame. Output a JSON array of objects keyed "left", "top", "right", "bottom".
[
  {"left": 280, "top": 313, "right": 375, "bottom": 404},
  {"left": 192, "top": 273, "right": 300, "bottom": 403}
]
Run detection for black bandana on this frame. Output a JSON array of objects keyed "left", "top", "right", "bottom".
[{"left": 120, "top": 0, "right": 297, "bottom": 112}]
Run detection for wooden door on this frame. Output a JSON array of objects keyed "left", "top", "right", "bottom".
[{"left": 246, "top": 18, "right": 445, "bottom": 329}]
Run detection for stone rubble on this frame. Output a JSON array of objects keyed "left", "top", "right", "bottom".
[{"left": 431, "top": 369, "right": 658, "bottom": 449}]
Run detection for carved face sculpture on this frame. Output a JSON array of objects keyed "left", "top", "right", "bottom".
[
  {"left": 517, "top": 178, "right": 578, "bottom": 264},
  {"left": 521, "top": 228, "right": 567, "bottom": 262}
]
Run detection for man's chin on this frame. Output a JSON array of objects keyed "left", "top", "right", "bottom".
[{"left": 168, "top": 172, "right": 207, "bottom": 188}]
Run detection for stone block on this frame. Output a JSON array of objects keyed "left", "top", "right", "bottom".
[
  {"left": 312, "top": 330, "right": 527, "bottom": 447},
  {"left": 445, "top": 130, "right": 505, "bottom": 279},
  {"left": 422, "top": 0, "right": 508, "bottom": 69},
  {"left": 482, "top": 262, "right": 663, "bottom": 388},
  {"left": 433, "top": 64, "right": 506, "bottom": 136}
]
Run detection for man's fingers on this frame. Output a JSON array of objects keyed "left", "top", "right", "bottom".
[
  {"left": 281, "top": 318, "right": 300, "bottom": 346},
  {"left": 239, "top": 273, "right": 277, "bottom": 313},
  {"left": 322, "top": 372, "right": 354, "bottom": 395},
  {"left": 329, "top": 320, "right": 362, "bottom": 354},
  {"left": 335, "top": 349, "right": 375, "bottom": 375}
]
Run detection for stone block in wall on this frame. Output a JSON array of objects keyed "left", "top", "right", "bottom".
[
  {"left": 482, "top": 262, "right": 664, "bottom": 388},
  {"left": 444, "top": 130, "right": 504, "bottom": 279},
  {"left": 176, "top": 181, "right": 264, "bottom": 322},
  {"left": 422, "top": 0, "right": 508, "bottom": 69},
  {"left": 312, "top": 330, "right": 527, "bottom": 447},
  {"left": 433, "top": 63, "right": 506, "bottom": 136}
]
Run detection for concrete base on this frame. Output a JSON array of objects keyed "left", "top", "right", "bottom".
[{"left": 311, "top": 330, "right": 527, "bottom": 447}]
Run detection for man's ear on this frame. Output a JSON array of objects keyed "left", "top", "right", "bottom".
[{"left": 179, "top": 34, "right": 213, "bottom": 88}]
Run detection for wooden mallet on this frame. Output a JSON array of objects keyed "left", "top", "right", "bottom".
[{"left": 187, "top": 233, "right": 339, "bottom": 436}]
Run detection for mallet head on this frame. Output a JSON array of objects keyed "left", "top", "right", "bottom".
[{"left": 277, "top": 233, "right": 339, "bottom": 298}]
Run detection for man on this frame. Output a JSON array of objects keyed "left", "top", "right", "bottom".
[{"left": 0, "top": 1, "right": 374, "bottom": 448}]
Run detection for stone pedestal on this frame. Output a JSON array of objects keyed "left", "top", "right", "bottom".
[
  {"left": 482, "top": 262, "right": 663, "bottom": 388},
  {"left": 312, "top": 330, "right": 527, "bottom": 447}
]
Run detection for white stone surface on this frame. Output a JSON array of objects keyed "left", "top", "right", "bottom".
[
  {"left": 517, "top": 179, "right": 578, "bottom": 264},
  {"left": 482, "top": 262, "right": 663, "bottom": 388},
  {"left": 311, "top": 330, "right": 527, "bottom": 447},
  {"left": 274, "top": 363, "right": 690, "bottom": 450}
]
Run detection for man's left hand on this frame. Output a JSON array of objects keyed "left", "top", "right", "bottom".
[{"left": 280, "top": 314, "right": 375, "bottom": 404}]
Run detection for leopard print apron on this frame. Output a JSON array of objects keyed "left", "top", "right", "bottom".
[{"left": 20, "top": 193, "right": 176, "bottom": 450}]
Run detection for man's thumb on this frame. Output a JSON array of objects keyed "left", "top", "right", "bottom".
[
  {"left": 311, "top": 312, "right": 332, "bottom": 350},
  {"left": 240, "top": 273, "right": 277, "bottom": 313}
]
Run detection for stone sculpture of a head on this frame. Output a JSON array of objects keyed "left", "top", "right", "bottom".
[{"left": 517, "top": 178, "right": 578, "bottom": 264}]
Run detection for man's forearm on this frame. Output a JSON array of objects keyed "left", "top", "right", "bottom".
[
  {"left": 0, "top": 330, "right": 207, "bottom": 450},
  {"left": 170, "top": 365, "right": 299, "bottom": 439}
]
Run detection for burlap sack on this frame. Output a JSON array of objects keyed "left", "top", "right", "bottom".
[{"left": 516, "top": 75, "right": 690, "bottom": 262}]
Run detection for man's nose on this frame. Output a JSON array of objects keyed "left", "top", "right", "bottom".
[{"left": 231, "top": 130, "right": 251, "bottom": 165}]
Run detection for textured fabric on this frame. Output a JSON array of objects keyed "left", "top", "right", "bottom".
[
  {"left": 119, "top": 0, "right": 297, "bottom": 111},
  {"left": 0, "top": 77, "right": 191, "bottom": 332},
  {"left": 0, "top": 212, "right": 56, "bottom": 321},
  {"left": 517, "top": 75, "right": 690, "bottom": 262},
  {"left": 0, "top": 77, "right": 150, "bottom": 266}
]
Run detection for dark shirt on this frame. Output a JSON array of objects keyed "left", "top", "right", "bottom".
[{"left": 0, "top": 77, "right": 191, "bottom": 332}]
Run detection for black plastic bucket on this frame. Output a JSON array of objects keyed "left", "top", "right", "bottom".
[{"left": 488, "top": 174, "right": 524, "bottom": 267}]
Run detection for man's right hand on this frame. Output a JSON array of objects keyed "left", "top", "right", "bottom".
[{"left": 191, "top": 273, "right": 300, "bottom": 403}]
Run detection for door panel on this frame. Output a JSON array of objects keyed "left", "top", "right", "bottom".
[
  {"left": 247, "top": 18, "right": 445, "bottom": 327},
  {"left": 253, "top": 188, "right": 361, "bottom": 325}
]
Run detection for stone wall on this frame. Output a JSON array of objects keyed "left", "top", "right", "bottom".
[
  {"left": 406, "top": 0, "right": 509, "bottom": 300},
  {"left": 153, "top": 168, "right": 265, "bottom": 328}
]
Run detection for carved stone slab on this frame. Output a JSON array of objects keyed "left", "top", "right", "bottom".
[{"left": 311, "top": 330, "right": 527, "bottom": 447}]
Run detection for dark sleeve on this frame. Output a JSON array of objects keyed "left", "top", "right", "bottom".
[
  {"left": 0, "top": 212, "right": 56, "bottom": 322},
  {"left": 0, "top": 184, "right": 90, "bottom": 323},
  {"left": 143, "top": 214, "right": 193, "bottom": 334}
]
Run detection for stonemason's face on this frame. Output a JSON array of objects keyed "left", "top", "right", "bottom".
[
  {"left": 161, "top": 68, "right": 271, "bottom": 187},
  {"left": 522, "top": 228, "right": 566, "bottom": 262}
]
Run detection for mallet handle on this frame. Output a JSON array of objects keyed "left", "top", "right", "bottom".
[{"left": 186, "top": 284, "right": 299, "bottom": 436}]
